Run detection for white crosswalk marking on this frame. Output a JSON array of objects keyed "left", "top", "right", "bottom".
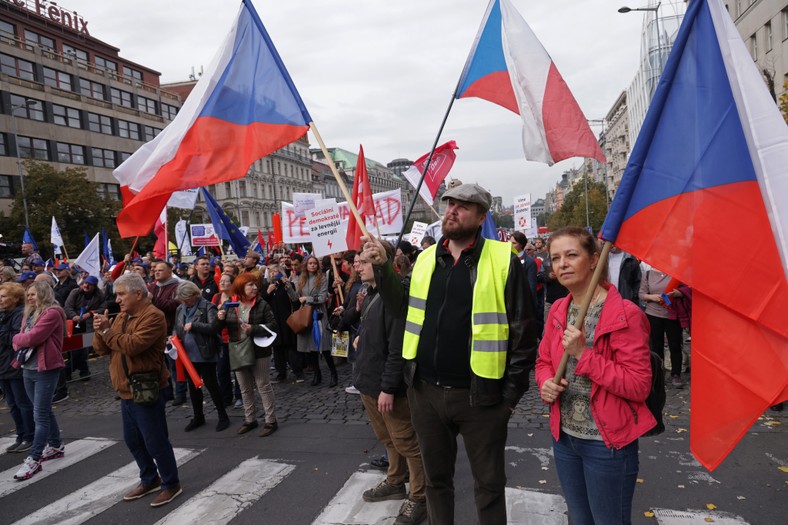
[
  {"left": 11, "top": 447, "right": 202, "bottom": 525},
  {"left": 653, "top": 508, "right": 750, "bottom": 525},
  {"left": 505, "top": 487, "right": 568, "bottom": 524},
  {"left": 313, "top": 470, "right": 402, "bottom": 525},
  {"left": 0, "top": 437, "right": 115, "bottom": 497},
  {"left": 155, "top": 457, "right": 295, "bottom": 525},
  {"left": 0, "top": 437, "right": 18, "bottom": 456}
]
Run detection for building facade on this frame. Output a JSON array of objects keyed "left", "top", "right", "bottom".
[
  {"left": 604, "top": 91, "right": 630, "bottom": 201},
  {"left": 0, "top": 0, "right": 182, "bottom": 213}
]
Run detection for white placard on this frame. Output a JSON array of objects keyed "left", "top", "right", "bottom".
[
  {"left": 293, "top": 192, "right": 323, "bottom": 218},
  {"left": 407, "top": 221, "right": 429, "bottom": 247},
  {"left": 282, "top": 189, "right": 403, "bottom": 244},
  {"left": 514, "top": 194, "right": 532, "bottom": 231},
  {"left": 306, "top": 203, "right": 348, "bottom": 257}
]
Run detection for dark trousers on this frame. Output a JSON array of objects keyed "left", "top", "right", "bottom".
[
  {"left": 55, "top": 368, "right": 68, "bottom": 397},
  {"left": 647, "top": 314, "right": 684, "bottom": 376},
  {"left": 121, "top": 396, "right": 179, "bottom": 489},
  {"left": 186, "top": 361, "right": 228, "bottom": 422},
  {"left": 274, "top": 344, "right": 302, "bottom": 377},
  {"left": 0, "top": 378, "right": 34, "bottom": 442},
  {"left": 407, "top": 381, "right": 511, "bottom": 525},
  {"left": 165, "top": 354, "right": 188, "bottom": 398},
  {"left": 215, "top": 343, "right": 234, "bottom": 405},
  {"left": 308, "top": 351, "right": 336, "bottom": 375}
]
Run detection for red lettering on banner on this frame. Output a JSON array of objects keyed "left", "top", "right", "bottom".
[{"left": 378, "top": 197, "right": 401, "bottom": 225}]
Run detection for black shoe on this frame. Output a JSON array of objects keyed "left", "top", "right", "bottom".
[
  {"left": 329, "top": 372, "right": 338, "bottom": 387},
  {"left": 172, "top": 396, "right": 186, "bottom": 406},
  {"left": 52, "top": 392, "right": 69, "bottom": 404},
  {"left": 272, "top": 373, "right": 286, "bottom": 384},
  {"left": 184, "top": 418, "right": 205, "bottom": 432},
  {"left": 216, "top": 418, "right": 230, "bottom": 432},
  {"left": 310, "top": 371, "right": 322, "bottom": 386}
]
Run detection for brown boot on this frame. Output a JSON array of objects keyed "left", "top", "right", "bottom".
[
  {"left": 150, "top": 483, "right": 182, "bottom": 507},
  {"left": 123, "top": 477, "right": 161, "bottom": 501}
]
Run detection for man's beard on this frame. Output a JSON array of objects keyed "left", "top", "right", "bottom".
[{"left": 441, "top": 217, "right": 479, "bottom": 241}]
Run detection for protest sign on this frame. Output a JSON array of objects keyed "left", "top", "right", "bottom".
[
  {"left": 514, "top": 194, "right": 532, "bottom": 231},
  {"left": 306, "top": 203, "right": 347, "bottom": 257},
  {"left": 293, "top": 192, "right": 323, "bottom": 218},
  {"left": 190, "top": 224, "right": 221, "bottom": 246},
  {"left": 408, "top": 221, "right": 428, "bottom": 247}
]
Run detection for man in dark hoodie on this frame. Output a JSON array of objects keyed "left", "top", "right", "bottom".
[{"left": 149, "top": 261, "right": 185, "bottom": 404}]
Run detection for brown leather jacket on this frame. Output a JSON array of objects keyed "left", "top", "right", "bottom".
[{"left": 93, "top": 302, "right": 169, "bottom": 400}]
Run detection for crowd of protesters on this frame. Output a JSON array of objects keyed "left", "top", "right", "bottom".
[{"left": 0, "top": 181, "right": 702, "bottom": 523}]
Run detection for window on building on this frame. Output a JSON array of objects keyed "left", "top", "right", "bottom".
[
  {"left": 208, "top": 184, "right": 216, "bottom": 195},
  {"left": 117, "top": 120, "right": 141, "bottom": 140},
  {"left": 161, "top": 103, "right": 178, "bottom": 120},
  {"left": 9, "top": 95, "right": 44, "bottom": 121},
  {"left": 0, "top": 53, "right": 35, "bottom": 81},
  {"left": 87, "top": 112, "right": 112, "bottom": 134},
  {"left": 80, "top": 78, "right": 105, "bottom": 100},
  {"left": 224, "top": 182, "right": 232, "bottom": 198},
  {"left": 62, "top": 44, "right": 88, "bottom": 68},
  {"left": 0, "top": 133, "right": 7, "bottom": 156},
  {"left": 96, "top": 183, "right": 121, "bottom": 200},
  {"left": 52, "top": 104, "right": 81, "bottom": 128},
  {"left": 122, "top": 66, "right": 143, "bottom": 82},
  {"left": 91, "top": 147, "right": 116, "bottom": 168},
  {"left": 23, "top": 30, "right": 54, "bottom": 51},
  {"left": 784, "top": 9, "right": 788, "bottom": 40},
  {"left": 766, "top": 22, "right": 773, "bottom": 52},
  {"left": 118, "top": 152, "right": 132, "bottom": 163},
  {"left": 94, "top": 56, "right": 117, "bottom": 73},
  {"left": 143, "top": 125, "right": 161, "bottom": 141},
  {"left": 56, "top": 142, "right": 85, "bottom": 165},
  {"left": 241, "top": 211, "right": 249, "bottom": 226},
  {"left": 751, "top": 34, "right": 758, "bottom": 60},
  {"left": 137, "top": 96, "right": 157, "bottom": 114},
  {"left": 239, "top": 180, "right": 246, "bottom": 197},
  {"left": 0, "top": 175, "right": 12, "bottom": 198},
  {"left": 110, "top": 88, "right": 133, "bottom": 108},
  {"left": 43, "top": 67, "right": 73, "bottom": 91},
  {"left": 17, "top": 136, "right": 49, "bottom": 160},
  {"left": 0, "top": 21, "right": 15, "bottom": 38}
]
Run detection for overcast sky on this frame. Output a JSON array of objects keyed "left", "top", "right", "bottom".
[{"left": 73, "top": 0, "right": 688, "bottom": 206}]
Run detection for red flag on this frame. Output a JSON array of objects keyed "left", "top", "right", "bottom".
[
  {"left": 402, "top": 141, "right": 459, "bottom": 205},
  {"left": 357, "top": 146, "right": 375, "bottom": 217},
  {"left": 272, "top": 213, "right": 283, "bottom": 244},
  {"left": 257, "top": 229, "right": 265, "bottom": 252},
  {"left": 346, "top": 146, "right": 370, "bottom": 250}
]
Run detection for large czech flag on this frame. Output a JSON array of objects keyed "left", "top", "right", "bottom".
[
  {"left": 114, "top": 0, "right": 312, "bottom": 237},
  {"left": 456, "top": 0, "right": 604, "bottom": 165},
  {"left": 600, "top": 0, "right": 788, "bottom": 470}
]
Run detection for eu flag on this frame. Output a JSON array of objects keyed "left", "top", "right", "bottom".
[{"left": 201, "top": 187, "right": 250, "bottom": 256}]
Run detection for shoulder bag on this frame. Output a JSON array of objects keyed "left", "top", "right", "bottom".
[
  {"left": 287, "top": 304, "right": 313, "bottom": 334},
  {"left": 121, "top": 355, "right": 161, "bottom": 406}
]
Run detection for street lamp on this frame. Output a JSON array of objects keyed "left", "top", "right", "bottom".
[
  {"left": 10, "top": 99, "right": 37, "bottom": 230},
  {"left": 619, "top": 2, "right": 663, "bottom": 85}
]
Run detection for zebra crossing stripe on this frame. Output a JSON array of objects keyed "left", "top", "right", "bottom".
[
  {"left": 155, "top": 458, "right": 295, "bottom": 525},
  {"left": 653, "top": 508, "right": 750, "bottom": 525},
  {"left": 0, "top": 437, "right": 18, "bottom": 456},
  {"left": 505, "top": 487, "right": 568, "bottom": 524},
  {"left": 11, "top": 447, "right": 202, "bottom": 525},
  {"left": 0, "top": 438, "right": 116, "bottom": 498},
  {"left": 312, "top": 470, "right": 402, "bottom": 525}
]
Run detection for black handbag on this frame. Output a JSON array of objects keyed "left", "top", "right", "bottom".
[{"left": 121, "top": 355, "right": 161, "bottom": 406}]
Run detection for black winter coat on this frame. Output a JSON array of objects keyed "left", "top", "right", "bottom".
[
  {"left": 0, "top": 305, "right": 24, "bottom": 380},
  {"left": 174, "top": 298, "right": 220, "bottom": 361}
]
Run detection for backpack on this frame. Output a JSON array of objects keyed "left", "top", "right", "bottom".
[{"left": 643, "top": 352, "right": 666, "bottom": 436}]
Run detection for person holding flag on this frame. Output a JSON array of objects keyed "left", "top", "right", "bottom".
[{"left": 535, "top": 228, "right": 654, "bottom": 524}]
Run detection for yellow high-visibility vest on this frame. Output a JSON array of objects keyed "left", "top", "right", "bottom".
[{"left": 402, "top": 239, "right": 512, "bottom": 379}]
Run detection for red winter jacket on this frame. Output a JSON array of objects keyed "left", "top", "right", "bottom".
[
  {"left": 536, "top": 284, "right": 656, "bottom": 449},
  {"left": 13, "top": 307, "right": 66, "bottom": 372}
]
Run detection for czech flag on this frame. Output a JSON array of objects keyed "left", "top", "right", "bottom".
[
  {"left": 456, "top": 0, "right": 604, "bottom": 165},
  {"left": 114, "top": 0, "right": 312, "bottom": 238},
  {"left": 600, "top": 0, "right": 788, "bottom": 470}
]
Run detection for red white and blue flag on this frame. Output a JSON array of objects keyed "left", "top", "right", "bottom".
[
  {"left": 600, "top": 0, "right": 788, "bottom": 470},
  {"left": 457, "top": 0, "right": 604, "bottom": 165},
  {"left": 114, "top": 0, "right": 311, "bottom": 237}
]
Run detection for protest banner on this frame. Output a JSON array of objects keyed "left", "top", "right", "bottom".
[
  {"left": 293, "top": 192, "right": 323, "bottom": 218},
  {"left": 514, "top": 194, "right": 532, "bottom": 231},
  {"left": 190, "top": 224, "right": 221, "bottom": 246},
  {"left": 306, "top": 203, "right": 347, "bottom": 257},
  {"left": 408, "top": 221, "right": 429, "bottom": 247}
]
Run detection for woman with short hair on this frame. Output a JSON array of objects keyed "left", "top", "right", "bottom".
[
  {"left": 173, "top": 280, "right": 229, "bottom": 432},
  {"left": 11, "top": 281, "right": 67, "bottom": 481}
]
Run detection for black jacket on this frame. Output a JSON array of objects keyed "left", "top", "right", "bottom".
[
  {"left": 174, "top": 298, "right": 220, "bottom": 361},
  {"left": 0, "top": 305, "right": 23, "bottom": 380},
  {"left": 261, "top": 278, "right": 299, "bottom": 347},
  {"left": 617, "top": 253, "right": 642, "bottom": 305},
  {"left": 54, "top": 277, "right": 78, "bottom": 307},
  {"left": 352, "top": 286, "right": 406, "bottom": 398},
  {"left": 375, "top": 231, "right": 538, "bottom": 408}
]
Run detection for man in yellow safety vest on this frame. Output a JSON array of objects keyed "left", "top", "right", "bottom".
[{"left": 362, "top": 183, "right": 537, "bottom": 525}]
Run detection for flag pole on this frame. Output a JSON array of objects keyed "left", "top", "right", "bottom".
[
  {"left": 552, "top": 241, "right": 613, "bottom": 383},
  {"left": 396, "top": 89, "right": 459, "bottom": 247},
  {"left": 309, "top": 122, "right": 371, "bottom": 239},
  {"left": 61, "top": 244, "right": 70, "bottom": 261},
  {"left": 330, "top": 255, "right": 344, "bottom": 304}
]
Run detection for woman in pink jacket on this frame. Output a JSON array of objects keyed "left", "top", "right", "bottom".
[
  {"left": 536, "top": 227, "right": 655, "bottom": 525},
  {"left": 11, "top": 281, "right": 66, "bottom": 481}
]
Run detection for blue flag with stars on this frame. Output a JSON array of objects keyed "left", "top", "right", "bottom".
[{"left": 201, "top": 187, "right": 251, "bottom": 256}]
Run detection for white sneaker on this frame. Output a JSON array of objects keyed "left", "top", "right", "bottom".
[
  {"left": 345, "top": 386, "right": 360, "bottom": 395},
  {"left": 41, "top": 444, "right": 65, "bottom": 461},
  {"left": 13, "top": 456, "right": 41, "bottom": 481}
]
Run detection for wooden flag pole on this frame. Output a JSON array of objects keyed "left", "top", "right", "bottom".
[
  {"left": 330, "top": 255, "right": 344, "bottom": 304},
  {"left": 61, "top": 244, "right": 70, "bottom": 262},
  {"left": 552, "top": 241, "right": 613, "bottom": 384},
  {"left": 309, "top": 122, "right": 371, "bottom": 239}
]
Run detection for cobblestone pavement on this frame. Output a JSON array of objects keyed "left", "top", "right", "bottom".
[{"left": 31, "top": 352, "right": 787, "bottom": 437}]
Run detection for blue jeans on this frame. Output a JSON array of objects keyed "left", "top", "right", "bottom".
[
  {"left": 553, "top": 432, "right": 639, "bottom": 525},
  {"left": 0, "top": 378, "right": 34, "bottom": 442},
  {"left": 120, "top": 396, "right": 179, "bottom": 489},
  {"left": 164, "top": 354, "right": 187, "bottom": 398},
  {"left": 22, "top": 368, "right": 62, "bottom": 460}
]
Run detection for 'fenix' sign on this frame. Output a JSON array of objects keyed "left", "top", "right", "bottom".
[{"left": 6, "top": 0, "right": 89, "bottom": 35}]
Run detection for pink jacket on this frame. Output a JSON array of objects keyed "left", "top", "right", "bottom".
[
  {"left": 535, "top": 285, "right": 656, "bottom": 449},
  {"left": 12, "top": 307, "right": 66, "bottom": 372}
]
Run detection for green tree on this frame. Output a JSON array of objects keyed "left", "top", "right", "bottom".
[
  {"left": 780, "top": 79, "right": 788, "bottom": 125},
  {"left": 493, "top": 212, "right": 513, "bottom": 229},
  {"left": 0, "top": 161, "right": 122, "bottom": 258},
  {"left": 547, "top": 176, "right": 608, "bottom": 233}
]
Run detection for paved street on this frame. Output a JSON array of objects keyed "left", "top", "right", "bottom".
[{"left": 0, "top": 355, "right": 785, "bottom": 525}]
